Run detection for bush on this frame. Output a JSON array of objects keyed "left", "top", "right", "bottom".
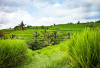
[
  {"left": 0, "top": 33, "right": 4, "bottom": 37},
  {"left": 41, "top": 25, "right": 45, "bottom": 29},
  {"left": 0, "top": 39, "right": 27, "bottom": 68},
  {"left": 50, "top": 38, "right": 60, "bottom": 45},
  {"left": 60, "top": 29, "right": 100, "bottom": 68},
  {"left": 28, "top": 40, "right": 45, "bottom": 50}
]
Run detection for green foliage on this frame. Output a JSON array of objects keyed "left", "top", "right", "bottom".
[
  {"left": 50, "top": 30, "right": 60, "bottom": 45},
  {"left": 87, "top": 23, "right": 93, "bottom": 27},
  {"left": 44, "top": 39, "right": 52, "bottom": 46},
  {"left": 0, "top": 39, "right": 27, "bottom": 68},
  {"left": 28, "top": 40, "right": 45, "bottom": 50},
  {"left": 0, "top": 33, "right": 4, "bottom": 37},
  {"left": 32, "top": 31, "right": 40, "bottom": 39},
  {"left": 10, "top": 34, "right": 16, "bottom": 39},
  {"left": 4, "top": 22, "right": 99, "bottom": 42},
  {"left": 27, "top": 25, "right": 32, "bottom": 29},
  {"left": 14, "top": 21, "right": 25, "bottom": 31},
  {"left": 14, "top": 26, "right": 22, "bottom": 31},
  {"left": 54, "top": 23, "right": 56, "bottom": 26},
  {"left": 0, "top": 29, "right": 13, "bottom": 34},
  {"left": 41, "top": 25, "right": 45, "bottom": 29},
  {"left": 68, "top": 22, "right": 73, "bottom": 24},
  {"left": 60, "top": 29, "right": 100, "bottom": 68},
  {"left": 41, "top": 30, "right": 61, "bottom": 45},
  {"left": 90, "top": 21, "right": 94, "bottom": 23},
  {"left": 42, "top": 29, "right": 51, "bottom": 39},
  {"left": 67, "top": 32, "right": 71, "bottom": 39},
  {"left": 52, "top": 30, "right": 60, "bottom": 39},
  {"left": 77, "top": 21, "right": 80, "bottom": 24},
  {"left": 96, "top": 20, "right": 100, "bottom": 23},
  {"left": 1, "top": 22, "right": 100, "bottom": 68},
  {"left": 50, "top": 37, "right": 60, "bottom": 45},
  {"left": 19, "top": 21, "right": 25, "bottom": 30}
]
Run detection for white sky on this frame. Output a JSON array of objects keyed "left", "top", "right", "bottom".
[{"left": 0, "top": 0, "right": 100, "bottom": 29}]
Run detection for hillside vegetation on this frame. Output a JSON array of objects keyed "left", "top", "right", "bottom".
[
  {"left": 0, "top": 22, "right": 100, "bottom": 68},
  {"left": 60, "top": 28, "right": 100, "bottom": 68},
  {"left": 0, "top": 39, "right": 27, "bottom": 68}
]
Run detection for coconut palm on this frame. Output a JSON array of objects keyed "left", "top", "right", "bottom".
[
  {"left": 19, "top": 21, "right": 25, "bottom": 30},
  {"left": 33, "top": 31, "right": 40, "bottom": 39},
  {"left": 42, "top": 29, "right": 51, "bottom": 39},
  {"left": 52, "top": 31, "right": 60, "bottom": 39}
]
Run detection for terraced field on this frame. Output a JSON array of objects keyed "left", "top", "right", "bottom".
[{"left": 0, "top": 22, "right": 100, "bottom": 68}]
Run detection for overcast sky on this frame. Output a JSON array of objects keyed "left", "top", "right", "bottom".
[{"left": 0, "top": 0, "right": 100, "bottom": 29}]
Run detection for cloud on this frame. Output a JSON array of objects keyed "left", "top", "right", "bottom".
[
  {"left": 0, "top": 0, "right": 32, "bottom": 7},
  {"left": 39, "top": 0, "right": 100, "bottom": 21},
  {"left": 32, "top": 0, "right": 58, "bottom": 8},
  {"left": 0, "top": 0, "right": 32, "bottom": 13},
  {"left": 0, "top": 10, "right": 35, "bottom": 29},
  {"left": 0, "top": 0, "right": 100, "bottom": 29}
]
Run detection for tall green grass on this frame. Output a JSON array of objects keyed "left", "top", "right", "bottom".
[
  {"left": 60, "top": 28, "right": 100, "bottom": 68},
  {"left": 0, "top": 39, "right": 27, "bottom": 68}
]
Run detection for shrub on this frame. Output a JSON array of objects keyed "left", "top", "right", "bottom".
[
  {"left": 41, "top": 25, "right": 45, "bottom": 29},
  {"left": 10, "top": 34, "right": 16, "bottom": 39},
  {"left": 87, "top": 24, "right": 93, "bottom": 28},
  {"left": 60, "top": 29, "right": 100, "bottom": 68},
  {"left": 67, "top": 32, "right": 70, "bottom": 39},
  {"left": 50, "top": 38, "right": 59, "bottom": 45},
  {"left": 96, "top": 20, "right": 100, "bottom": 23},
  {"left": 28, "top": 40, "right": 45, "bottom": 50},
  {"left": 52, "top": 31, "right": 60, "bottom": 39},
  {"left": 27, "top": 25, "right": 32, "bottom": 29},
  {"left": 0, "top": 33, "right": 4, "bottom": 37},
  {"left": 0, "top": 39, "right": 27, "bottom": 68}
]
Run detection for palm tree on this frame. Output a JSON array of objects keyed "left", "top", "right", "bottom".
[
  {"left": 52, "top": 31, "right": 60, "bottom": 39},
  {"left": 67, "top": 32, "right": 70, "bottom": 39},
  {"left": 42, "top": 29, "right": 51, "bottom": 39},
  {"left": 77, "top": 21, "right": 80, "bottom": 24},
  {"left": 33, "top": 31, "right": 40, "bottom": 39},
  {"left": 19, "top": 21, "right": 25, "bottom": 30},
  {"left": 51, "top": 31, "right": 60, "bottom": 45}
]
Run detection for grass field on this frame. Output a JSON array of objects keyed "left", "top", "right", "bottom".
[
  {"left": 0, "top": 39, "right": 27, "bottom": 68},
  {"left": 2, "top": 23, "right": 99, "bottom": 42},
  {"left": 0, "top": 22, "right": 100, "bottom": 68}
]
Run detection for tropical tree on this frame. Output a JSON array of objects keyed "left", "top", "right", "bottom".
[
  {"left": 54, "top": 23, "right": 55, "bottom": 26},
  {"left": 44, "top": 39, "right": 53, "bottom": 46},
  {"left": 42, "top": 29, "right": 52, "bottom": 46},
  {"left": 42, "top": 29, "right": 47, "bottom": 39},
  {"left": 19, "top": 21, "right": 25, "bottom": 30},
  {"left": 77, "top": 21, "right": 80, "bottom": 24},
  {"left": 96, "top": 20, "right": 100, "bottom": 23},
  {"left": 14, "top": 26, "right": 21, "bottom": 30},
  {"left": 52, "top": 31, "right": 60, "bottom": 39},
  {"left": 50, "top": 30, "right": 60, "bottom": 45},
  {"left": 67, "top": 32, "right": 70, "bottom": 39},
  {"left": 33, "top": 31, "right": 40, "bottom": 39},
  {"left": 41, "top": 25, "right": 45, "bottom": 29},
  {"left": 10, "top": 34, "right": 16, "bottom": 39},
  {"left": 42, "top": 29, "right": 51, "bottom": 39},
  {"left": 27, "top": 25, "right": 32, "bottom": 28}
]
